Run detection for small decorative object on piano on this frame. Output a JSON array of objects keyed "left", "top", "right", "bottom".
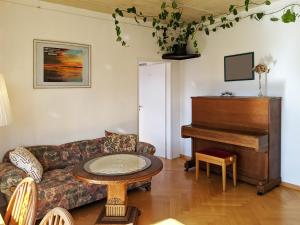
[
  {"left": 221, "top": 91, "right": 234, "bottom": 96},
  {"left": 253, "top": 64, "right": 270, "bottom": 97}
]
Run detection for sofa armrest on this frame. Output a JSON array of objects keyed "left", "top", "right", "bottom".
[
  {"left": 136, "top": 142, "right": 156, "bottom": 155},
  {"left": 0, "top": 163, "right": 27, "bottom": 199}
]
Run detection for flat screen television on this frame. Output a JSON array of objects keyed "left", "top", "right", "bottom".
[{"left": 224, "top": 52, "right": 254, "bottom": 82}]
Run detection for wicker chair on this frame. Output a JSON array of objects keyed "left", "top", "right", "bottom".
[
  {"left": 39, "top": 207, "right": 74, "bottom": 225},
  {"left": 4, "top": 177, "right": 38, "bottom": 225}
]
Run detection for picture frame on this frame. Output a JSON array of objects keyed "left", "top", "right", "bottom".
[
  {"left": 224, "top": 52, "right": 254, "bottom": 82},
  {"left": 33, "top": 39, "right": 91, "bottom": 88}
]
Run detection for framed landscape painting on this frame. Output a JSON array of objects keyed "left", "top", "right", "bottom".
[{"left": 34, "top": 39, "right": 91, "bottom": 88}]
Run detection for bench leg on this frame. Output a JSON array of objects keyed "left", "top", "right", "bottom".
[
  {"left": 206, "top": 163, "right": 210, "bottom": 177},
  {"left": 233, "top": 157, "right": 237, "bottom": 187},
  {"left": 222, "top": 163, "right": 226, "bottom": 192},
  {"left": 196, "top": 157, "right": 199, "bottom": 180}
]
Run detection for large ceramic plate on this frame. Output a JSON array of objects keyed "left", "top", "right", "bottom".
[{"left": 83, "top": 154, "right": 152, "bottom": 176}]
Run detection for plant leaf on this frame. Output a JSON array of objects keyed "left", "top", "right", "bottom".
[
  {"left": 193, "top": 40, "right": 198, "bottom": 47},
  {"left": 115, "top": 26, "right": 121, "bottom": 36},
  {"left": 115, "top": 8, "right": 123, "bottom": 17},
  {"left": 127, "top": 7, "right": 136, "bottom": 14},
  {"left": 134, "top": 16, "right": 139, "bottom": 24},
  {"left": 256, "top": 12, "right": 265, "bottom": 20},
  {"left": 152, "top": 19, "right": 157, "bottom": 27},
  {"left": 265, "top": 0, "right": 271, "bottom": 5},
  {"left": 281, "top": 9, "right": 297, "bottom": 23},
  {"left": 205, "top": 27, "right": 209, "bottom": 35},
  {"left": 245, "top": 0, "right": 249, "bottom": 11},
  {"left": 172, "top": 0, "right": 178, "bottom": 9},
  {"left": 233, "top": 8, "right": 238, "bottom": 16},
  {"left": 229, "top": 5, "right": 235, "bottom": 12},
  {"left": 270, "top": 17, "right": 279, "bottom": 21},
  {"left": 208, "top": 15, "right": 215, "bottom": 25}
]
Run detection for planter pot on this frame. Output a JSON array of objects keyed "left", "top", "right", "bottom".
[
  {"left": 172, "top": 44, "right": 187, "bottom": 55},
  {"left": 162, "top": 43, "right": 200, "bottom": 60}
]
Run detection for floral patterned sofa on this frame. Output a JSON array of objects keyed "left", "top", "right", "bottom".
[{"left": 0, "top": 137, "right": 155, "bottom": 219}]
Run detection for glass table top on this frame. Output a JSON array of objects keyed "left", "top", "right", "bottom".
[{"left": 84, "top": 154, "right": 152, "bottom": 176}]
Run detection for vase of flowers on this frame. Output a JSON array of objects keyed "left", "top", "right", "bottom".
[{"left": 253, "top": 64, "right": 270, "bottom": 97}]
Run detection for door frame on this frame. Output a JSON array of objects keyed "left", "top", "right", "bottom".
[{"left": 137, "top": 59, "right": 171, "bottom": 159}]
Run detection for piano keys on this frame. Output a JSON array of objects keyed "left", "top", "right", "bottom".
[{"left": 181, "top": 96, "right": 281, "bottom": 194}]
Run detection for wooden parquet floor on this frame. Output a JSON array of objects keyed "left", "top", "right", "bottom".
[{"left": 71, "top": 158, "right": 300, "bottom": 225}]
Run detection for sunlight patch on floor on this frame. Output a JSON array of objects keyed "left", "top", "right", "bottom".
[{"left": 152, "top": 218, "right": 185, "bottom": 225}]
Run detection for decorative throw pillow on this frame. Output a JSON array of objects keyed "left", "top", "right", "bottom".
[
  {"left": 9, "top": 147, "right": 43, "bottom": 183},
  {"left": 105, "top": 130, "right": 116, "bottom": 137},
  {"left": 103, "top": 131, "right": 138, "bottom": 153}
]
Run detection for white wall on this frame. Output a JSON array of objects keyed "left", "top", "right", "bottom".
[
  {"left": 169, "top": 61, "right": 181, "bottom": 158},
  {"left": 180, "top": 2, "right": 300, "bottom": 185},
  {"left": 0, "top": 0, "right": 160, "bottom": 159}
]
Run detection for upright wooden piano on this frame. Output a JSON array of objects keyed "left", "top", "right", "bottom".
[{"left": 181, "top": 96, "right": 281, "bottom": 194}]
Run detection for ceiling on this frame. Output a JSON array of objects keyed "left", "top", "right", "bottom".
[{"left": 42, "top": 0, "right": 263, "bottom": 21}]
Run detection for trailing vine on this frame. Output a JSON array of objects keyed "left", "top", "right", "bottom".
[{"left": 112, "top": 0, "right": 300, "bottom": 54}]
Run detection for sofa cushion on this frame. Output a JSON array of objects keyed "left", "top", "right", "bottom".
[
  {"left": 26, "top": 145, "right": 80, "bottom": 171},
  {"left": 9, "top": 147, "right": 43, "bottom": 183},
  {"left": 61, "top": 138, "right": 105, "bottom": 161},
  {"left": 36, "top": 165, "right": 106, "bottom": 219},
  {"left": 103, "top": 131, "right": 137, "bottom": 153}
]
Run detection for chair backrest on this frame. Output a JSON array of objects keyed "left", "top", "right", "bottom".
[
  {"left": 4, "top": 177, "right": 37, "bottom": 225},
  {"left": 39, "top": 207, "right": 74, "bottom": 225}
]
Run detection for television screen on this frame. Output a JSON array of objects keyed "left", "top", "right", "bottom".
[{"left": 224, "top": 52, "right": 254, "bottom": 81}]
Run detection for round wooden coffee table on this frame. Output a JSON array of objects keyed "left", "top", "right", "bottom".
[{"left": 73, "top": 152, "right": 163, "bottom": 225}]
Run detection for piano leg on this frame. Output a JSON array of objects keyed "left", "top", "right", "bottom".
[
  {"left": 184, "top": 138, "right": 197, "bottom": 171},
  {"left": 256, "top": 178, "right": 281, "bottom": 195},
  {"left": 184, "top": 159, "right": 195, "bottom": 171}
]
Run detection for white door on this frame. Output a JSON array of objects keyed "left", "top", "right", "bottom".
[{"left": 139, "top": 63, "right": 166, "bottom": 158}]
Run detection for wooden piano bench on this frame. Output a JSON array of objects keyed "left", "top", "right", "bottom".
[{"left": 195, "top": 149, "right": 237, "bottom": 192}]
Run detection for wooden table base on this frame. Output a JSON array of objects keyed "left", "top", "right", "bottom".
[
  {"left": 95, "top": 183, "right": 141, "bottom": 225},
  {"left": 95, "top": 206, "right": 140, "bottom": 225}
]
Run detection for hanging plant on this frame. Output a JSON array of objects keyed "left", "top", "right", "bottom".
[{"left": 112, "top": 0, "right": 299, "bottom": 55}]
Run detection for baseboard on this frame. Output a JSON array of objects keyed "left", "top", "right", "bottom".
[
  {"left": 281, "top": 182, "right": 300, "bottom": 191},
  {"left": 179, "top": 154, "right": 191, "bottom": 160}
]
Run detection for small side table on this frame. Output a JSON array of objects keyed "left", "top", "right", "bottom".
[{"left": 196, "top": 149, "right": 237, "bottom": 192}]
